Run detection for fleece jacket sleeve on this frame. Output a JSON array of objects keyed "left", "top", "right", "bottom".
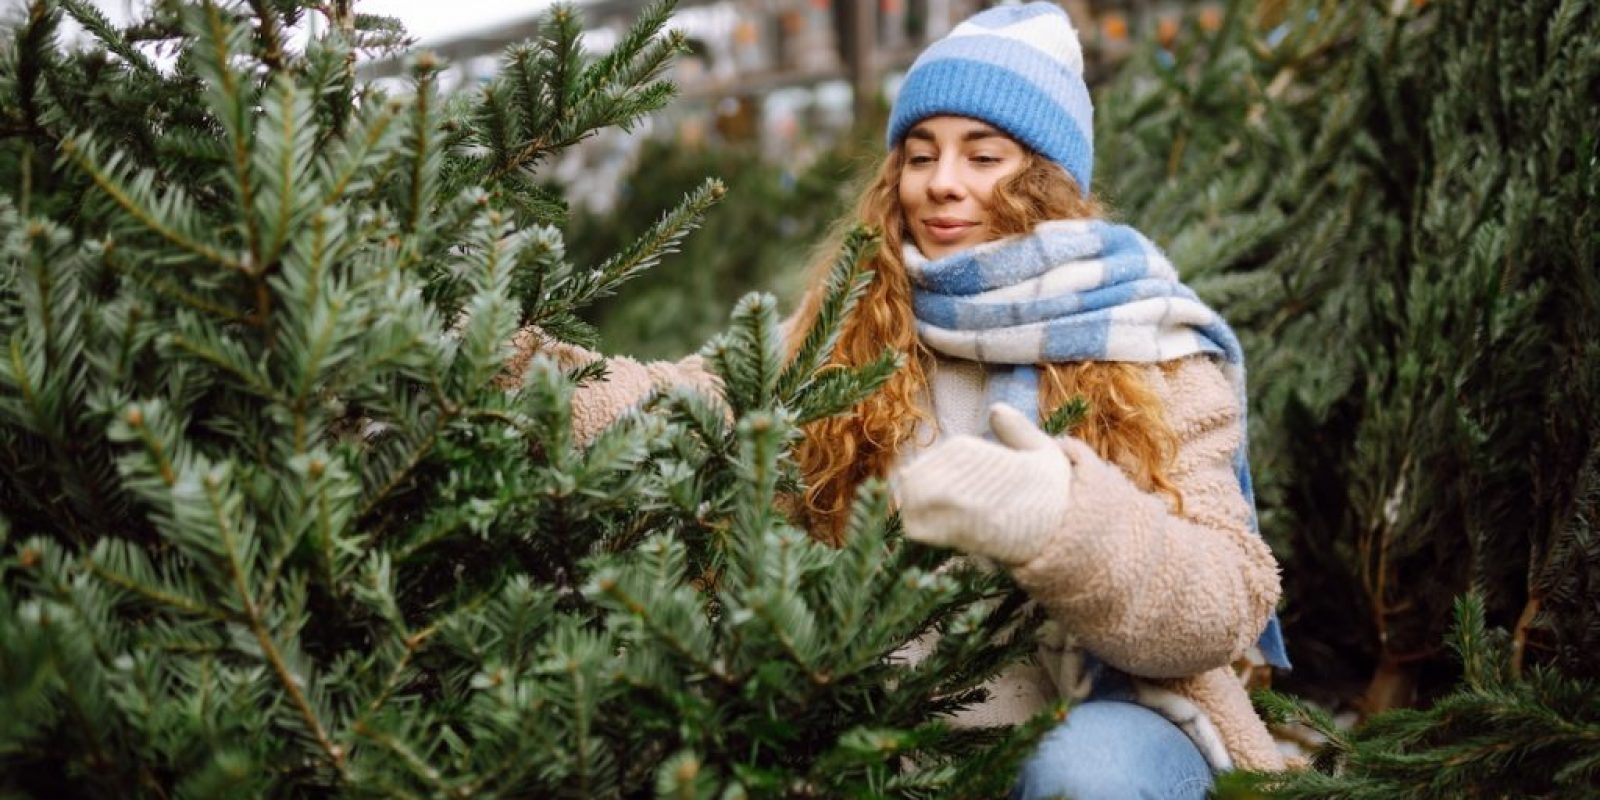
[
  {"left": 497, "top": 326, "right": 725, "bottom": 446},
  {"left": 1010, "top": 357, "right": 1282, "bottom": 679}
]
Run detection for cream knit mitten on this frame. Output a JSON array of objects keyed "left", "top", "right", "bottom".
[{"left": 891, "top": 404, "right": 1073, "bottom": 565}]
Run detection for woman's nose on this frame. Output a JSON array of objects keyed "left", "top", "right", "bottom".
[{"left": 926, "top": 156, "right": 965, "bottom": 199}]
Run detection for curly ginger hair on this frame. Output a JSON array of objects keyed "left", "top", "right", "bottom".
[{"left": 788, "top": 148, "right": 1183, "bottom": 543}]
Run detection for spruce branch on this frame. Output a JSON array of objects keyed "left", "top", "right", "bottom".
[
  {"left": 511, "top": 354, "right": 577, "bottom": 466},
  {"left": 585, "top": 536, "right": 731, "bottom": 685},
  {"left": 1449, "top": 592, "right": 1496, "bottom": 692},
  {"left": 653, "top": 750, "right": 719, "bottom": 799},
  {"left": 272, "top": 451, "right": 362, "bottom": 600},
  {"left": 488, "top": 44, "right": 552, "bottom": 184},
  {"left": 737, "top": 529, "right": 825, "bottom": 677},
  {"left": 350, "top": 12, "right": 408, "bottom": 53},
  {"left": 701, "top": 293, "right": 787, "bottom": 416},
  {"left": 539, "top": 179, "right": 723, "bottom": 320},
  {"left": 743, "top": 296, "right": 784, "bottom": 413},
  {"left": 348, "top": 281, "right": 445, "bottom": 379},
  {"left": 83, "top": 540, "right": 227, "bottom": 622},
  {"left": 356, "top": 632, "right": 433, "bottom": 724},
  {"left": 255, "top": 73, "right": 318, "bottom": 268},
  {"left": 163, "top": 318, "right": 285, "bottom": 403},
  {"left": 60, "top": 138, "right": 244, "bottom": 273},
  {"left": 244, "top": 0, "right": 286, "bottom": 71},
  {"left": 1520, "top": 438, "right": 1600, "bottom": 678},
  {"left": 658, "top": 386, "right": 731, "bottom": 457},
  {"left": 606, "top": 36, "right": 684, "bottom": 103},
  {"left": 357, "top": 406, "right": 449, "bottom": 523},
  {"left": 273, "top": 211, "right": 364, "bottom": 452},
  {"left": 1040, "top": 395, "right": 1089, "bottom": 437},
  {"left": 473, "top": 81, "right": 520, "bottom": 168},
  {"left": 22, "top": 553, "right": 119, "bottom": 783},
  {"left": 0, "top": 221, "right": 108, "bottom": 533},
  {"left": 318, "top": 95, "right": 404, "bottom": 206},
  {"left": 349, "top": 575, "right": 503, "bottom": 736},
  {"left": 101, "top": 246, "right": 250, "bottom": 323},
  {"left": 579, "top": 0, "right": 677, "bottom": 97},
  {"left": 350, "top": 719, "right": 460, "bottom": 798},
  {"left": 55, "top": 0, "right": 161, "bottom": 78},
  {"left": 188, "top": 0, "right": 263, "bottom": 270},
  {"left": 574, "top": 411, "right": 656, "bottom": 493},
  {"left": 464, "top": 406, "right": 538, "bottom": 439},
  {"left": 541, "top": 3, "right": 583, "bottom": 134},
  {"left": 938, "top": 705, "right": 1063, "bottom": 800},
  {"left": 26, "top": 539, "right": 127, "bottom": 673},
  {"left": 1238, "top": 593, "right": 1600, "bottom": 798},
  {"left": 450, "top": 210, "right": 523, "bottom": 395},
  {"left": 481, "top": 2, "right": 686, "bottom": 185},
  {"left": 401, "top": 53, "right": 441, "bottom": 236},
  {"left": 789, "top": 349, "right": 901, "bottom": 427},
  {"left": 9, "top": 1, "right": 60, "bottom": 143},
  {"left": 534, "top": 621, "right": 622, "bottom": 796},
  {"left": 821, "top": 479, "right": 894, "bottom": 665},
  {"left": 101, "top": 409, "right": 333, "bottom": 782},
  {"left": 0, "top": 337, "right": 49, "bottom": 443},
  {"left": 186, "top": 458, "right": 349, "bottom": 777},
  {"left": 727, "top": 412, "right": 788, "bottom": 567},
  {"left": 481, "top": 99, "right": 552, "bottom": 184},
  {"left": 776, "top": 225, "right": 880, "bottom": 401}
]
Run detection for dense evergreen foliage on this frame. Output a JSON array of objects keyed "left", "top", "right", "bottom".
[
  {"left": 0, "top": 1, "right": 1046, "bottom": 796},
  {"left": 1097, "top": 0, "right": 1600, "bottom": 701},
  {"left": 1096, "top": 0, "right": 1600, "bottom": 792},
  {"left": 1222, "top": 595, "right": 1600, "bottom": 798}
]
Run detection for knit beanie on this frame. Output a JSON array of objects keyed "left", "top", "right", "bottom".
[{"left": 886, "top": 2, "right": 1094, "bottom": 195}]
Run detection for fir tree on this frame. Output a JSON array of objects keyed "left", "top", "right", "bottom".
[
  {"left": 1221, "top": 594, "right": 1600, "bottom": 799},
  {"left": 1096, "top": 0, "right": 1600, "bottom": 708},
  {"left": 0, "top": 1, "right": 1046, "bottom": 796}
]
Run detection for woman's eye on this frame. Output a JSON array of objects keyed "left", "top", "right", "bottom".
[
  {"left": 972, "top": 155, "right": 1002, "bottom": 165},
  {"left": 908, "top": 154, "right": 936, "bottom": 166}
]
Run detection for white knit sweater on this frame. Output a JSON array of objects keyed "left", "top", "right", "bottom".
[{"left": 893, "top": 356, "right": 1063, "bottom": 730}]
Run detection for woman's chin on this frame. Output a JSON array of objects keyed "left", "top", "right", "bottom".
[{"left": 917, "top": 233, "right": 982, "bottom": 260}]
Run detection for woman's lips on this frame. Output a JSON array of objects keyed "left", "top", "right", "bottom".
[{"left": 923, "top": 218, "right": 977, "bottom": 243}]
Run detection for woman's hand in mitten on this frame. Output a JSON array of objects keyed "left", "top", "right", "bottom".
[{"left": 889, "top": 403, "right": 1073, "bottom": 566}]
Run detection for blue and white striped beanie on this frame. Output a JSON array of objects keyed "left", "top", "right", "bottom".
[{"left": 886, "top": 2, "right": 1094, "bottom": 195}]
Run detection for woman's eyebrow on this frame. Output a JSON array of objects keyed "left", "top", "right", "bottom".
[{"left": 905, "top": 126, "right": 1005, "bottom": 142}]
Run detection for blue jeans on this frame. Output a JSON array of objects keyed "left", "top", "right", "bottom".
[{"left": 1010, "top": 701, "right": 1213, "bottom": 800}]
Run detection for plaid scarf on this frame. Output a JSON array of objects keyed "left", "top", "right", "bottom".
[{"left": 906, "top": 219, "right": 1289, "bottom": 668}]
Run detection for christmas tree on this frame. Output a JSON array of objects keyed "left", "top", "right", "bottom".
[
  {"left": 0, "top": 1, "right": 1048, "bottom": 796},
  {"left": 1230, "top": 594, "right": 1600, "bottom": 798},
  {"left": 1095, "top": 0, "right": 1600, "bottom": 793},
  {"left": 1099, "top": 0, "right": 1599, "bottom": 699}
]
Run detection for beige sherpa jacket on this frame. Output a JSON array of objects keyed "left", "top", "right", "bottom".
[
  {"left": 498, "top": 327, "right": 727, "bottom": 430},
  {"left": 904, "top": 355, "right": 1286, "bottom": 772},
  {"left": 500, "top": 327, "right": 1286, "bottom": 773}
]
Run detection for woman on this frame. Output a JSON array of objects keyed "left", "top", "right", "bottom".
[
  {"left": 508, "top": 3, "right": 1290, "bottom": 796},
  {"left": 787, "top": 5, "right": 1289, "bottom": 797}
]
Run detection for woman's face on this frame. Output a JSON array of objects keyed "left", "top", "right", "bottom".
[{"left": 897, "top": 115, "right": 1028, "bottom": 260}]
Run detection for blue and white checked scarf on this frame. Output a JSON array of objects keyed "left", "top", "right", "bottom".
[{"left": 905, "top": 219, "right": 1289, "bottom": 669}]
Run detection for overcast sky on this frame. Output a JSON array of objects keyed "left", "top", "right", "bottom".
[
  {"left": 360, "top": 0, "right": 564, "bottom": 43},
  {"left": 53, "top": 1, "right": 571, "bottom": 44}
]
